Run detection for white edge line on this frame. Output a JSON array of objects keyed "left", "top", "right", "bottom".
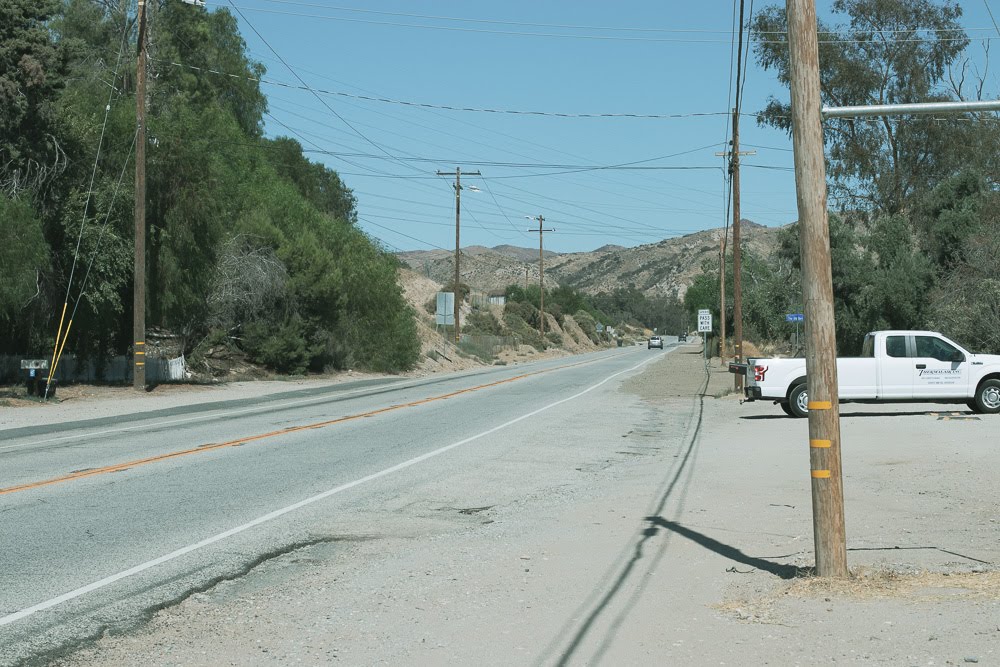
[{"left": 0, "top": 350, "right": 661, "bottom": 627}]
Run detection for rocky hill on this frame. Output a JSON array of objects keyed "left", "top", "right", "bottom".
[{"left": 398, "top": 221, "right": 786, "bottom": 299}]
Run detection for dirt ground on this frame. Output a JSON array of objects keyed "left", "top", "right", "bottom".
[{"left": 49, "top": 343, "right": 999, "bottom": 666}]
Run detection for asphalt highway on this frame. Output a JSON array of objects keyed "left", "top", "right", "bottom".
[{"left": 0, "top": 344, "right": 671, "bottom": 665}]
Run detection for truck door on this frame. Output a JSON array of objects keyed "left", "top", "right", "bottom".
[
  {"left": 878, "top": 335, "right": 912, "bottom": 399},
  {"left": 912, "top": 335, "right": 969, "bottom": 399}
]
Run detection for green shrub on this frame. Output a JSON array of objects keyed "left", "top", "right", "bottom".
[
  {"left": 503, "top": 310, "right": 546, "bottom": 350},
  {"left": 573, "top": 310, "right": 601, "bottom": 343},
  {"left": 464, "top": 309, "right": 503, "bottom": 335},
  {"left": 244, "top": 318, "right": 310, "bottom": 374}
]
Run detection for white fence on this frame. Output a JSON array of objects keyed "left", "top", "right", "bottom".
[{"left": 0, "top": 354, "right": 186, "bottom": 384}]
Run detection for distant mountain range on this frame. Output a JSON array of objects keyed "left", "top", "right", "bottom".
[{"left": 397, "top": 220, "right": 786, "bottom": 299}]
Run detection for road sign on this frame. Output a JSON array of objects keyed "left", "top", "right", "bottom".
[
  {"left": 697, "top": 309, "right": 712, "bottom": 333},
  {"left": 435, "top": 292, "right": 454, "bottom": 326},
  {"left": 785, "top": 313, "right": 804, "bottom": 322}
]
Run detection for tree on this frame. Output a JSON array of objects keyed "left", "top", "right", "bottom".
[
  {"left": 0, "top": 0, "right": 69, "bottom": 201},
  {"left": 0, "top": 196, "right": 48, "bottom": 325},
  {"left": 754, "top": 0, "right": 972, "bottom": 214},
  {"left": 0, "top": 1, "right": 418, "bottom": 375},
  {"left": 264, "top": 137, "right": 357, "bottom": 223},
  {"left": 928, "top": 224, "right": 1000, "bottom": 354}
]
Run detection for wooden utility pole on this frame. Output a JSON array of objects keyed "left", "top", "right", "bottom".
[
  {"left": 786, "top": 0, "right": 848, "bottom": 577},
  {"left": 437, "top": 167, "right": 481, "bottom": 342},
  {"left": 528, "top": 215, "right": 554, "bottom": 337},
  {"left": 133, "top": 0, "right": 148, "bottom": 390},
  {"left": 719, "top": 231, "right": 726, "bottom": 364},
  {"left": 731, "top": 110, "right": 743, "bottom": 389},
  {"left": 717, "top": 118, "right": 756, "bottom": 388}
]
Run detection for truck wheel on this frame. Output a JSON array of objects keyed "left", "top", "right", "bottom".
[
  {"left": 787, "top": 384, "right": 809, "bottom": 418},
  {"left": 973, "top": 379, "right": 1000, "bottom": 414},
  {"left": 779, "top": 401, "right": 795, "bottom": 417}
]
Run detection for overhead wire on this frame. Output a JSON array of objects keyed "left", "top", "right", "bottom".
[
  {"left": 218, "top": 1, "right": 997, "bottom": 38},
  {"left": 223, "top": 0, "right": 425, "bottom": 177},
  {"left": 207, "top": 4, "right": 992, "bottom": 45},
  {"left": 204, "top": 5, "right": 801, "bottom": 251},
  {"left": 164, "top": 58, "right": 746, "bottom": 119},
  {"left": 175, "top": 45, "right": 797, "bottom": 229}
]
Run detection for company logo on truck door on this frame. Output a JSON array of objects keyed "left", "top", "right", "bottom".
[
  {"left": 917, "top": 368, "right": 962, "bottom": 381},
  {"left": 753, "top": 365, "right": 768, "bottom": 381}
]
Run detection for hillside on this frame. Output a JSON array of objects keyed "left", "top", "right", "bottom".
[{"left": 398, "top": 221, "right": 785, "bottom": 299}]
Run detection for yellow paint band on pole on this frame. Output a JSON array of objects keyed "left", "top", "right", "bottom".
[
  {"left": 808, "top": 400, "right": 833, "bottom": 410},
  {"left": 51, "top": 319, "right": 74, "bottom": 384},
  {"left": 135, "top": 362, "right": 145, "bottom": 367},
  {"left": 47, "top": 302, "right": 69, "bottom": 386},
  {"left": 811, "top": 469, "right": 832, "bottom": 478},
  {"left": 135, "top": 341, "right": 144, "bottom": 345},
  {"left": 810, "top": 439, "right": 832, "bottom": 448},
  {"left": 135, "top": 351, "right": 145, "bottom": 356}
]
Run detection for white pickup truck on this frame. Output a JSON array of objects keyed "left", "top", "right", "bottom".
[{"left": 730, "top": 330, "right": 1000, "bottom": 418}]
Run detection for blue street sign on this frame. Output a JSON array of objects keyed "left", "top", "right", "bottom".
[{"left": 785, "top": 313, "right": 804, "bottom": 322}]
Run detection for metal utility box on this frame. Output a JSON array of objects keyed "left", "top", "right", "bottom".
[{"left": 20, "top": 359, "right": 55, "bottom": 397}]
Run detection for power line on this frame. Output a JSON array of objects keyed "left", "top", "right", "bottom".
[
  {"left": 208, "top": 4, "right": 993, "bottom": 45},
  {"left": 163, "top": 59, "right": 747, "bottom": 119},
  {"left": 985, "top": 0, "right": 1000, "bottom": 38},
  {"left": 223, "top": 0, "right": 422, "bottom": 175},
  {"left": 217, "top": 1, "right": 998, "bottom": 38}
]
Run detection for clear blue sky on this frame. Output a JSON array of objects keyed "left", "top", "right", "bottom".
[{"left": 203, "top": 1, "right": 1000, "bottom": 254}]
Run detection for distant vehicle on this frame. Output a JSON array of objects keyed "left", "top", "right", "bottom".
[
  {"left": 678, "top": 332, "right": 687, "bottom": 342},
  {"left": 648, "top": 336, "right": 663, "bottom": 350},
  {"left": 729, "top": 330, "right": 1000, "bottom": 418}
]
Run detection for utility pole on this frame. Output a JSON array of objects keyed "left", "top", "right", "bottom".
[
  {"left": 527, "top": 215, "right": 554, "bottom": 338},
  {"left": 786, "top": 0, "right": 848, "bottom": 577},
  {"left": 719, "top": 231, "right": 726, "bottom": 365},
  {"left": 437, "top": 167, "right": 481, "bottom": 343},
  {"left": 731, "top": 111, "right": 743, "bottom": 390},
  {"left": 717, "top": 122, "right": 756, "bottom": 388},
  {"left": 133, "top": 0, "right": 148, "bottom": 390}
]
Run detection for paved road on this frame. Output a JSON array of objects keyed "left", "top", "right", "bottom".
[{"left": 0, "top": 344, "right": 672, "bottom": 665}]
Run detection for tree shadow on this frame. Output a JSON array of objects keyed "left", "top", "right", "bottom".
[{"left": 647, "top": 518, "right": 810, "bottom": 579}]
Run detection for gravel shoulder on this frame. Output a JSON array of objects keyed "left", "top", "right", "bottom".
[{"left": 48, "top": 344, "right": 1000, "bottom": 666}]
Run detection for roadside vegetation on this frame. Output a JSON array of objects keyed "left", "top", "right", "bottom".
[
  {"left": 0, "top": 0, "right": 418, "bottom": 375},
  {"left": 685, "top": 0, "right": 1000, "bottom": 355}
]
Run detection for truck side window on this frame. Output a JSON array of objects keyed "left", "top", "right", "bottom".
[
  {"left": 885, "top": 336, "right": 906, "bottom": 358},
  {"left": 915, "top": 336, "right": 962, "bottom": 362}
]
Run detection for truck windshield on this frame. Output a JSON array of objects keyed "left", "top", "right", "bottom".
[{"left": 861, "top": 335, "right": 874, "bottom": 358}]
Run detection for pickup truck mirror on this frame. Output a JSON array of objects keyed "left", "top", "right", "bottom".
[{"left": 951, "top": 351, "right": 966, "bottom": 363}]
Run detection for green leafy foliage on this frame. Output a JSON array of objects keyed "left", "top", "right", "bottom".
[
  {"left": 0, "top": 0, "right": 69, "bottom": 203},
  {"left": 754, "top": 0, "right": 974, "bottom": 214},
  {"left": 463, "top": 309, "right": 503, "bottom": 336},
  {"left": 0, "top": 196, "right": 49, "bottom": 328},
  {"left": 0, "top": 1, "right": 419, "bottom": 374},
  {"left": 743, "top": 0, "right": 1000, "bottom": 354}
]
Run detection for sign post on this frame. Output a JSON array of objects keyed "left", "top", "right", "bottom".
[
  {"left": 697, "top": 309, "right": 712, "bottom": 360},
  {"left": 785, "top": 313, "right": 804, "bottom": 349}
]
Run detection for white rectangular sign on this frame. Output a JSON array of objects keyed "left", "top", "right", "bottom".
[
  {"left": 697, "top": 309, "right": 712, "bottom": 333},
  {"left": 435, "top": 292, "right": 455, "bottom": 326}
]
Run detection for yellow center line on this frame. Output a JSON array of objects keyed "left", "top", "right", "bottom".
[{"left": 0, "top": 353, "right": 623, "bottom": 497}]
